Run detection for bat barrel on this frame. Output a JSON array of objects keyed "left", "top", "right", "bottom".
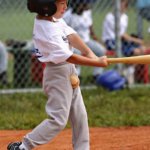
[{"left": 107, "top": 55, "right": 150, "bottom": 64}]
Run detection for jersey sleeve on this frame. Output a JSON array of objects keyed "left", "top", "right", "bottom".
[
  {"left": 60, "top": 18, "right": 77, "bottom": 36},
  {"left": 36, "top": 36, "right": 73, "bottom": 64},
  {"left": 64, "top": 26, "right": 77, "bottom": 36}
]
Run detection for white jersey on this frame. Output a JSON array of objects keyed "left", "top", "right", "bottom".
[
  {"left": 33, "top": 18, "right": 76, "bottom": 64},
  {"left": 64, "top": 9, "right": 92, "bottom": 43},
  {"left": 102, "top": 12, "right": 128, "bottom": 42}
]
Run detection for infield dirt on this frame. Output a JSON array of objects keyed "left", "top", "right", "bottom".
[{"left": 1, "top": 126, "right": 150, "bottom": 150}]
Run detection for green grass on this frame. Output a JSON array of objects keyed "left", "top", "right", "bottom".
[
  {"left": 0, "top": 93, "right": 47, "bottom": 129},
  {"left": 86, "top": 87, "right": 150, "bottom": 127},
  {"left": 1, "top": 87, "right": 150, "bottom": 129}
]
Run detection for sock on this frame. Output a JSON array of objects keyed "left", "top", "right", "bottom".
[{"left": 19, "top": 143, "right": 28, "bottom": 150}]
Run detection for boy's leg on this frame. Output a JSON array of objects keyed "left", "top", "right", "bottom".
[
  {"left": 69, "top": 87, "right": 90, "bottom": 150},
  {"left": 22, "top": 64, "right": 74, "bottom": 149}
]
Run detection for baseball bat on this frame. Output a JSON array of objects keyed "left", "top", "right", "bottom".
[{"left": 107, "top": 55, "right": 150, "bottom": 64}]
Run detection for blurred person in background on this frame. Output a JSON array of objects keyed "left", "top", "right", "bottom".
[
  {"left": 0, "top": 40, "right": 8, "bottom": 85},
  {"left": 137, "top": 0, "right": 150, "bottom": 34},
  {"left": 64, "top": 0, "right": 106, "bottom": 81},
  {"left": 102, "top": 0, "right": 149, "bottom": 85}
]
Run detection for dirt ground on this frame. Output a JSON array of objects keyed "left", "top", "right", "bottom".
[{"left": 1, "top": 126, "right": 150, "bottom": 150}]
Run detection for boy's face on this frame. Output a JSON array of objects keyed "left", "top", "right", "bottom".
[{"left": 53, "top": 0, "right": 67, "bottom": 19}]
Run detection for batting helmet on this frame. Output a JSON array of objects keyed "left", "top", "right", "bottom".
[{"left": 27, "top": 0, "right": 57, "bottom": 16}]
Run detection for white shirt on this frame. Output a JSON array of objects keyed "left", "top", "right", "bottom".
[
  {"left": 33, "top": 18, "right": 76, "bottom": 64},
  {"left": 64, "top": 9, "right": 92, "bottom": 43},
  {"left": 102, "top": 12, "right": 128, "bottom": 42}
]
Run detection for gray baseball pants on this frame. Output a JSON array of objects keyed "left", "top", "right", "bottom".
[{"left": 23, "top": 62, "right": 89, "bottom": 150}]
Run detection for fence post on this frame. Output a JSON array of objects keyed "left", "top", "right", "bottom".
[
  {"left": 114, "top": 0, "right": 123, "bottom": 72},
  {"left": 137, "top": 9, "right": 143, "bottom": 38}
]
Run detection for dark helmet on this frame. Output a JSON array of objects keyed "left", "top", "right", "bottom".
[{"left": 27, "top": 0, "right": 57, "bottom": 16}]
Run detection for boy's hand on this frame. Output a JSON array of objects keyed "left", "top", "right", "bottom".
[{"left": 98, "top": 56, "right": 108, "bottom": 67}]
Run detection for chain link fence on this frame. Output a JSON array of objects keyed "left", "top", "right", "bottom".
[{"left": 0, "top": 0, "right": 150, "bottom": 93}]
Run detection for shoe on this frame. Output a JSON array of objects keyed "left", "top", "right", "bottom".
[{"left": 7, "top": 142, "right": 22, "bottom": 150}]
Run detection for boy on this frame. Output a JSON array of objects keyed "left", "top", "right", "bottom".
[{"left": 7, "top": 0, "right": 108, "bottom": 150}]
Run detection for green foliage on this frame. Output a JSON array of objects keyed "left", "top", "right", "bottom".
[
  {"left": 83, "top": 87, "right": 150, "bottom": 127},
  {"left": 0, "top": 93, "right": 47, "bottom": 129},
  {"left": 1, "top": 87, "right": 150, "bottom": 129}
]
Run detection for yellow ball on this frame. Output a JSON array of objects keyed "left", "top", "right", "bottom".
[{"left": 70, "top": 74, "right": 80, "bottom": 88}]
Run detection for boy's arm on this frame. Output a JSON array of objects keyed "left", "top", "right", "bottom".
[
  {"left": 67, "top": 33, "right": 97, "bottom": 59},
  {"left": 122, "top": 33, "right": 143, "bottom": 45},
  {"left": 66, "top": 54, "right": 108, "bottom": 67},
  {"left": 67, "top": 33, "right": 108, "bottom": 67}
]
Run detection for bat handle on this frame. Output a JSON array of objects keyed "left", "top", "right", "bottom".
[{"left": 107, "top": 58, "right": 122, "bottom": 64}]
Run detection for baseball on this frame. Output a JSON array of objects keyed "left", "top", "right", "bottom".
[{"left": 70, "top": 74, "right": 80, "bottom": 88}]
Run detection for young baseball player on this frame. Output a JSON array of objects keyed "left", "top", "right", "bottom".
[{"left": 7, "top": 0, "right": 108, "bottom": 150}]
